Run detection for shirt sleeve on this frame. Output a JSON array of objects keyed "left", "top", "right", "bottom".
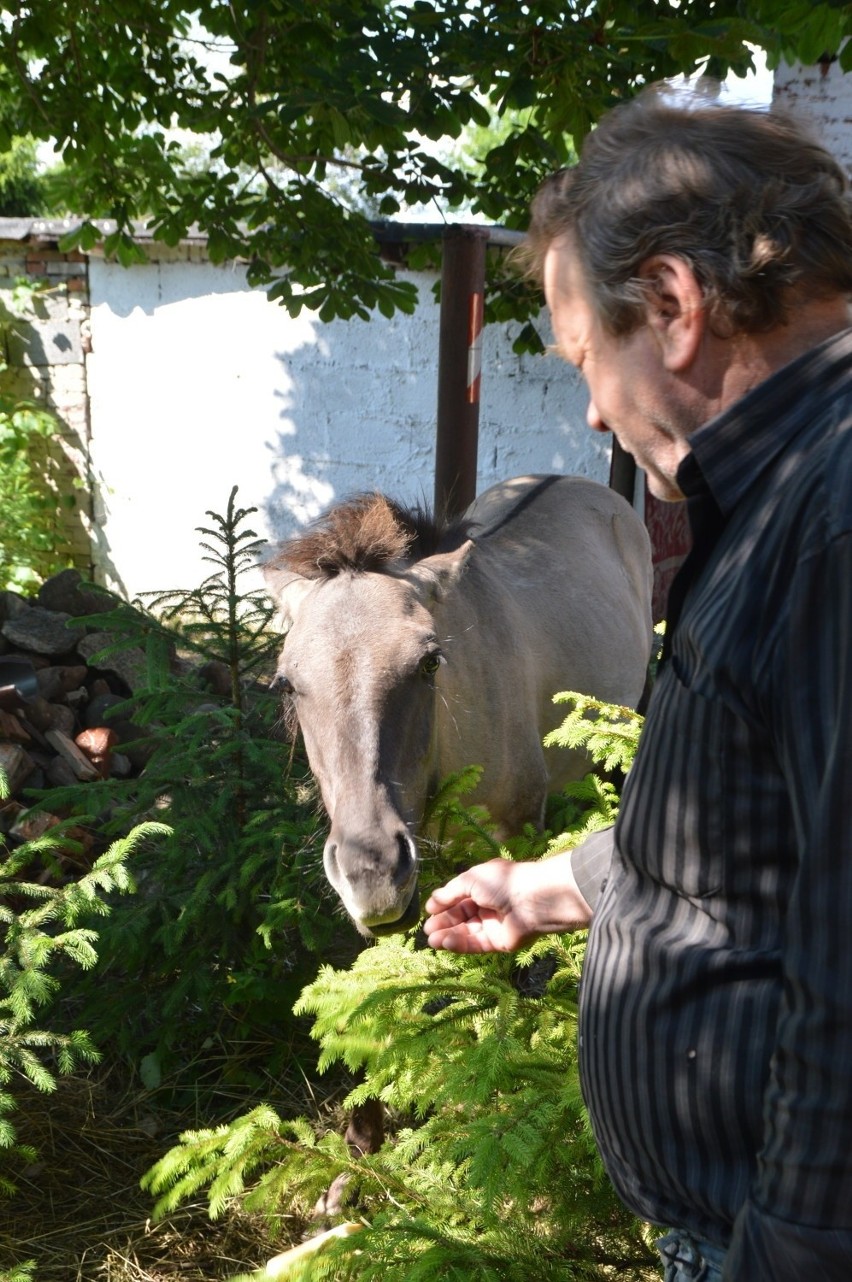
[
  {"left": 726, "top": 520, "right": 852, "bottom": 1278},
  {"left": 568, "top": 826, "right": 614, "bottom": 912}
]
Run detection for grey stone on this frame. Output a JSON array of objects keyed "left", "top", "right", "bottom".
[
  {"left": 76, "top": 632, "right": 147, "bottom": 692},
  {"left": 44, "top": 729, "right": 100, "bottom": 781},
  {"left": 36, "top": 570, "right": 117, "bottom": 619},
  {"left": 45, "top": 756, "right": 79, "bottom": 788},
  {"left": 1, "top": 608, "right": 78, "bottom": 657},
  {"left": 0, "top": 742, "right": 37, "bottom": 792},
  {"left": 35, "top": 664, "right": 89, "bottom": 701},
  {"left": 84, "top": 691, "right": 126, "bottom": 725},
  {"left": 0, "top": 799, "right": 25, "bottom": 834},
  {"left": 9, "top": 808, "right": 62, "bottom": 843},
  {"left": 0, "top": 591, "right": 31, "bottom": 627},
  {"left": 109, "top": 751, "right": 132, "bottom": 778},
  {"left": 21, "top": 695, "right": 76, "bottom": 737}
]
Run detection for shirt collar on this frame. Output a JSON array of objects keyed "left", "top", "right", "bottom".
[{"left": 677, "top": 326, "right": 852, "bottom": 514}]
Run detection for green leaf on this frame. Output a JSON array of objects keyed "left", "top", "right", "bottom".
[{"left": 139, "top": 1052, "right": 162, "bottom": 1090}]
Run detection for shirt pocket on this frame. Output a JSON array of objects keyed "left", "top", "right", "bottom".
[{"left": 617, "top": 661, "right": 732, "bottom": 900}]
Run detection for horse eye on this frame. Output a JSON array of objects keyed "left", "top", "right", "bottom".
[{"left": 419, "top": 652, "right": 443, "bottom": 679}]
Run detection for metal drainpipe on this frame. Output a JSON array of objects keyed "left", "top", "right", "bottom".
[
  {"left": 609, "top": 438, "right": 638, "bottom": 506},
  {"left": 433, "top": 226, "right": 639, "bottom": 523},
  {"left": 434, "top": 225, "right": 489, "bottom": 524}
]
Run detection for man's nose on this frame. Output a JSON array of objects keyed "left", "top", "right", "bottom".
[{"left": 586, "top": 398, "right": 611, "bottom": 434}]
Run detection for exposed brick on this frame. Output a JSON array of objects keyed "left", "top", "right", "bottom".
[{"left": 45, "top": 261, "right": 87, "bottom": 278}]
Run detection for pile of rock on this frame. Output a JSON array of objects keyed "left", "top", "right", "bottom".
[{"left": 0, "top": 569, "right": 155, "bottom": 849}]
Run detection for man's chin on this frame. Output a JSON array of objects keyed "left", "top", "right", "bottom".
[{"left": 642, "top": 469, "right": 686, "bottom": 504}]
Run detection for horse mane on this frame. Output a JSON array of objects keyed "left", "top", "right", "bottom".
[{"left": 268, "top": 493, "right": 468, "bottom": 580}]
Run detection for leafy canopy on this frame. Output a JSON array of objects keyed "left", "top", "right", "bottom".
[{"left": 2, "top": 2, "right": 851, "bottom": 320}]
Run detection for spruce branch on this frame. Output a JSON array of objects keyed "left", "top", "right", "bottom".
[
  {"left": 543, "top": 691, "right": 643, "bottom": 775},
  {"left": 0, "top": 814, "right": 165, "bottom": 1195},
  {"left": 138, "top": 689, "right": 655, "bottom": 1277}
]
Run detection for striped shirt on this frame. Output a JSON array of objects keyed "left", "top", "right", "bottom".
[{"left": 573, "top": 328, "right": 852, "bottom": 1278}]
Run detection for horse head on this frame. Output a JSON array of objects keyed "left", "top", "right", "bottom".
[{"left": 263, "top": 495, "right": 471, "bottom": 935}]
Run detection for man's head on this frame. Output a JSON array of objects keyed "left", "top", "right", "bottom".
[
  {"left": 529, "top": 85, "right": 852, "bottom": 499},
  {"left": 525, "top": 84, "right": 852, "bottom": 341}
]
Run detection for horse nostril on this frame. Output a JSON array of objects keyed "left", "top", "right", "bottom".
[
  {"left": 325, "top": 841, "right": 339, "bottom": 879},
  {"left": 394, "top": 832, "right": 416, "bottom": 886}
]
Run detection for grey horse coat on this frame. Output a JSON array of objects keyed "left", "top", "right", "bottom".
[{"left": 263, "top": 474, "right": 653, "bottom": 935}]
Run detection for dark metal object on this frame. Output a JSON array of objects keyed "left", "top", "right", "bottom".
[
  {"left": 609, "top": 438, "right": 638, "bottom": 505},
  {"left": 434, "top": 225, "right": 489, "bottom": 525},
  {"left": 0, "top": 657, "right": 38, "bottom": 711}
]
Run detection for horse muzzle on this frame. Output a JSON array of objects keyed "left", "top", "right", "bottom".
[
  {"left": 366, "top": 886, "right": 421, "bottom": 936},
  {"left": 324, "top": 827, "right": 420, "bottom": 937}
]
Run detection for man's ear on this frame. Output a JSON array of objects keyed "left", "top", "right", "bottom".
[{"left": 638, "top": 255, "right": 705, "bottom": 371}]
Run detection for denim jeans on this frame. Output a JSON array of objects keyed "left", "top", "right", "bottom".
[{"left": 656, "top": 1229, "right": 727, "bottom": 1281}]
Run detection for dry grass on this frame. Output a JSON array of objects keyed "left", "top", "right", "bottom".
[
  {"left": 0, "top": 1042, "right": 660, "bottom": 1282},
  {"left": 0, "top": 1056, "right": 329, "bottom": 1282}
]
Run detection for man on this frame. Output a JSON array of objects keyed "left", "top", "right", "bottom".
[{"left": 424, "top": 85, "right": 852, "bottom": 1281}]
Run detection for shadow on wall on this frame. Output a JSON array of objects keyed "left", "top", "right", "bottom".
[
  {"left": 83, "top": 255, "right": 602, "bottom": 600},
  {"left": 260, "top": 271, "right": 607, "bottom": 553},
  {"left": 263, "top": 285, "right": 443, "bottom": 546},
  {"left": 1, "top": 284, "right": 93, "bottom": 590}
]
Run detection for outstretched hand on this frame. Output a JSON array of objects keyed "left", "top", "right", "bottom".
[
  {"left": 424, "top": 860, "right": 535, "bottom": 952},
  {"left": 423, "top": 852, "right": 593, "bottom": 954}
]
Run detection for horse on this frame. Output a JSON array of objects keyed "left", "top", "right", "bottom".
[{"left": 262, "top": 474, "right": 653, "bottom": 938}]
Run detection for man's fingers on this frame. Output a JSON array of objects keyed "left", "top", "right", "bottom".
[
  {"left": 424, "top": 879, "right": 476, "bottom": 915},
  {"left": 425, "top": 921, "right": 496, "bottom": 953},
  {"left": 423, "top": 898, "right": 478, "bottom": 933}
]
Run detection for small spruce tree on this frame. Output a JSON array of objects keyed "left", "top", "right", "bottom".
[
  {"left": 37, "top": 490, "right": 345, "bottom": 1082},
  {"left": 0, "top": 761, "right": 167, "bottom": 1276}
]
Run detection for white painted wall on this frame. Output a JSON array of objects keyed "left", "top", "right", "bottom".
[
  {"left": 86, "top": 56, "right": 852, "bottom": 603},
  {"left": 774, "top": 54, "right": 852, "bottom": 173},
  {"left": 86, "top": 254, "right": 603, "bottom": 599}
]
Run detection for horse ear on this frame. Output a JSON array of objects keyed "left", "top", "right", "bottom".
[
  {"left": 406, "top": 537, "right": 474, "bottom": 603},
  {"left": 262, "top": 561, "right": 315, "bottom": 630}
]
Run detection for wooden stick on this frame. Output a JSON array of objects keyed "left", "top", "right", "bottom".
[{"left": 265, "top": 1223, "right": 364, "bottom": 1277}]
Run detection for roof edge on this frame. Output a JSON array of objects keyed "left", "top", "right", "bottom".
[{"left": 0, "top": 216, "right": 525, "bottom": 252}]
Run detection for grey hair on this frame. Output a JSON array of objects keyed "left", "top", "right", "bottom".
[{"left": 521, "top": 83, "right": 852, "bottom": 336}]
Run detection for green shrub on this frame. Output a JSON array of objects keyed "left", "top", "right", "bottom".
[
  {"left": 141, "top": 698, "right": 658, "bottom": 1281},
  {"left": 0, "top": 761, "right": 167, "bottom": 1277},
  {"left": 0, "top": 279, "right": 76, "bottom": 592},
  {"left": 38, "top": 491, "right": 345, "bottom": 1083},
  {"left": 0, "top": 138, "right": 48, "bottom": 218},
  {"left": 0, "top": 800, "right": 165, "bottom": 1190}
]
